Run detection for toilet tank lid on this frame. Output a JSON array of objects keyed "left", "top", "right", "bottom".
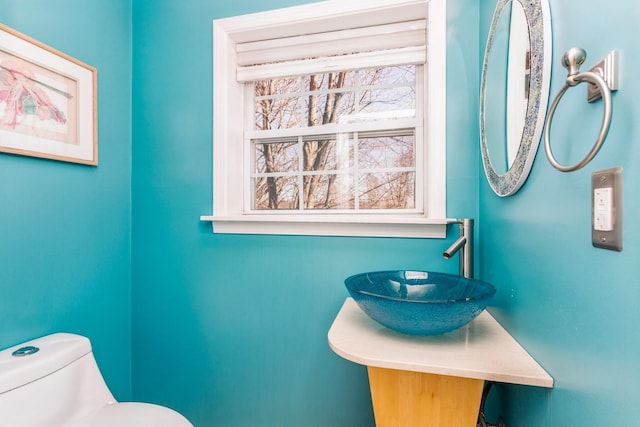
[{"left": 0, "top": 333, "right": 92, "bottom": 394}]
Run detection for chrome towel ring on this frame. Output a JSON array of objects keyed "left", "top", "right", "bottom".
[{"left": 543, "top": 48, "right": 616, "bottom": 172}]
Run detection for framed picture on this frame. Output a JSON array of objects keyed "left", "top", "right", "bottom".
[{"left": 0, "top": 24, "right": 97, "bottom": 165}]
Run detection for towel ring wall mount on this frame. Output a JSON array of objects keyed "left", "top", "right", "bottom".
[{"left": 543, "top": 48, "right": 619, "bottom": 172}]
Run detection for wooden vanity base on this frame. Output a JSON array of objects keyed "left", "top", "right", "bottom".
[{"left": 367, "top": 366, "right": 484, "bottom": 427}]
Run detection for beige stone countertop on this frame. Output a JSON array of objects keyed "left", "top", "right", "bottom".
[{"left": 328, "top": 298, "right": 553, "bottom": 388}]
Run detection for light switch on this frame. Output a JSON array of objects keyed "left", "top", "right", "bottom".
[
  {"left": 593, "top": 187, "right": 613, "bottom": 231},
  {"left": 592, "top": 167, "right": 622, "bottom": 251}
]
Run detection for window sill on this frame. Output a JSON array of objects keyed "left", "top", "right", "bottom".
[{"left": 200, "top": 214, "right": 448, "bottom": 238}]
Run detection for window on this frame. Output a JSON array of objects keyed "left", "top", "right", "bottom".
[
  {"left": 251, "top": 65, "right": 419, "bottom": 212},
  {"left": 202, "top": 0, "right": 447, "bottom": 238}
]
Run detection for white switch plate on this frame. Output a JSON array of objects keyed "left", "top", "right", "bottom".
[{"left": 592, "top": 167, "right": 622, "bottom": 251}]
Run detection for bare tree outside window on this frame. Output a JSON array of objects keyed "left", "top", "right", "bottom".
[{"left": 252, "top": 65, "right": 417, "bottom": 211}]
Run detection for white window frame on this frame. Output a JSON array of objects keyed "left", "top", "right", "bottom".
[{"left": 202, "top": 0, "right": 447, "bottom": 238}]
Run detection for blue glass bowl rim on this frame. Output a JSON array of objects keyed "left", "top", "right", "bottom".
[{"left": 344, "top": 270, "right": 496, "bottom": 304}]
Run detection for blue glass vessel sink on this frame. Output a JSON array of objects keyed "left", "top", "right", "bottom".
[{"left": 344, "top": 270, "right": 496, "bottom": 336}]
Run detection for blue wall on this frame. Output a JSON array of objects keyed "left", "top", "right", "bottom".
[
  {"left": 130, "top": 0, "right": 478, "bottom": 425},
  {"left": 9, "top": 0, "right": 637, "bottom": 426},
  {"left": 0, "top": 1, "right": 133, "bottom": 399},
  {"left": 479, "top": 1, "right": 640, "bottom": 426}
]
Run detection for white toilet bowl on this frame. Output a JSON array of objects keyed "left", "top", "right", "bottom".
[
  {"left": 0, "top": 333, "right": 193, "bottom": 427},
  {"left": 67, "top": 402, "right": 191, "bottom": 427}
]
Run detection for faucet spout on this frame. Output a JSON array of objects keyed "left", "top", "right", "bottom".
[
  {"left": 442, "top": 219, "right": 474, "bottom": 278},
  {"left": 443, "top": 235, "right": 467, "bottom": 260}
]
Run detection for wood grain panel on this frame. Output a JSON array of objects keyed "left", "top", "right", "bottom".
[{"left": 368, "top": 366, "right": 484, "bottom": 427}]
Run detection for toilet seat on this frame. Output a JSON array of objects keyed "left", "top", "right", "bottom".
[{"left": 69, "top": 402, "right": 193, "bottom": 427}]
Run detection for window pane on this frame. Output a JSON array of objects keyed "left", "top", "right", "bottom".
[
  {"left": 302, "top": 135, "right": 352, "bottom": 171},
  {"left": 255, "top": 141, "right": 298, "bottom": 173},
  {"left": 255, "top": 77, "right": 302, "bottom": 96},
  {"left": 372, "top": 65, "right": 416, "bottom": 85},
  {"left": 250, "top": 65, "right": 419, "bottom": 213},
  {"left": 254, "top": 176, "right": 298, "bottom": 210},
  {"left": 254, "top": 78, "right": 303, "bottom": 130},
  {"left": 254, "top": 96, "right": 302, "bottom": 130},
  {"left": 358, "top": 133, "right": 414, "bottom": 169},
  {"left": 253, "top": 65, "right": 415, "bottom": 130},
  {"left": 303, "top": 173, "right": 354, "bottom": 210},
  {"left": 359, "top": 86, "right": 415, "bottom": 115},
  {"left": 252, "top": 130, "right": 416, "bottom": 211},
  {"left": 304, "top": 72, "right": 357, "bottom": 127},
  {"left": 359, "top": 172, "right": 415, "bottom": 209},
  {"left": 305, "top": 90, "right": 356, "bottom": 126},
  {"left": 357, "top": 66, "right": 415, "bottom": 120}
]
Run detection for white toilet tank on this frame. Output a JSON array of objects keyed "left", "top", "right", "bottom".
[{"left": 0, "top": 333, "right": 193, "bottom": 427}]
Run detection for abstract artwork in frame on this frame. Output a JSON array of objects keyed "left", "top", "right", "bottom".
[{"left": 0, "top": 24, "right": 97, "bottom": 165}]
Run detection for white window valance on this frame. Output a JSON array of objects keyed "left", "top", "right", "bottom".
[{"left": 236, "top": 20, "right": 427, "bottom": 82}]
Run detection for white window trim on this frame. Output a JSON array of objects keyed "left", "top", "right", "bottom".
[{"left": 201, "top": 0, "right": 447, "bottom": 238}]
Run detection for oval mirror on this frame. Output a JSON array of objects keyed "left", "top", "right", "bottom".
[{"left": 480, "top": 0, "right": 552, "bottom": 196}]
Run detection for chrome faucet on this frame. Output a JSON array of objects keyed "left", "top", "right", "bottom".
[{"left": 443, "top": 219, "right": 474, "bottom": 278}]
